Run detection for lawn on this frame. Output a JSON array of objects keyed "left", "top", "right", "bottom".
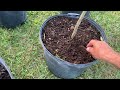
[{"left": 0, "top": 11, "right": 120, "bottom": 79}]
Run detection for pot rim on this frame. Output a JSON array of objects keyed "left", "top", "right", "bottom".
[
  {"left": 39, "top": 14, "right": 107, "bottom": 67},
  {"left": 0, "top": 58, "right": 14, "bottom": 79}
]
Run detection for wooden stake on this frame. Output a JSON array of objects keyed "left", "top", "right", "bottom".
[{"left": 71, "top": 11, "right": 87, "bottom": 39}]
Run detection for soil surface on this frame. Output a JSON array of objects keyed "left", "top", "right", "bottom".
[
  {"left": 42, "top": 16, "right": 101, "bottom": 64},
  {"left": 0, "top": 64, "right": 11, "bottom": 79}
]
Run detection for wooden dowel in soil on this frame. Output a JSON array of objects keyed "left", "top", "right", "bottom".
[{"left": 71, "top": 11, "right": 87, "bottom": 39}]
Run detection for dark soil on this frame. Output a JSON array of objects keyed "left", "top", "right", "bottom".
[
  {"left": 0, "top": 64, "right": 11, "bottom": 79},
  {"left": 42, "top": 16, "right": 101, "bottom": 64}
]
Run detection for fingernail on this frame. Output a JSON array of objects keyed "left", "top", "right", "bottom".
[{"left": 86, "top": 47, "right": 90, "bottom": 51}]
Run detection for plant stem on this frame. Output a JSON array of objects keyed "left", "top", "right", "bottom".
[{"left": 71, "top": 11, "right": 87, "bottom": 39}]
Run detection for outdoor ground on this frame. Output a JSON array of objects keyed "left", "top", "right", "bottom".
[{"left": 0, "top": 11, "right": 120, "bottom": 79}]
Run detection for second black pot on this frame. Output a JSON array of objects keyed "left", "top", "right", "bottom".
[
  {"left": 0, "top": 11, "right": 26, "bottom": 28},
  {"left": 0, "top": 58, "right": 13, "bottom": 79}
]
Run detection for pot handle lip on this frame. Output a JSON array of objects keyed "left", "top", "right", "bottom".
[{"left": 66, "top": 13, "right": 80, "bottom": 18}]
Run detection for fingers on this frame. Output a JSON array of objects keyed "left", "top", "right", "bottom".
[
  {"left": 87, "top": 40, "right": 97, "bottom": 47},
  {"left": 87, "top": 39, "right": 100, "bottom": 47},
  {"left": 86, "top": 47, "right": 93, "bottom": 53}
]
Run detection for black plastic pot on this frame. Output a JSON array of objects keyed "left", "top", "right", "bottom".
[
  {"left": 0, "top": 58, "right": 13, "bottom": 79},
  {"left": 39, "top": 13, "right": 107, "bottom": 79},
  {"left": 0, "top": 11, "right": 26, "bottom": 28},
  {"left": 61, "top": 11, "right": 90, "bottom": 17}
]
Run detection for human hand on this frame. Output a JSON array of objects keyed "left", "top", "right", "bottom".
[{"left": 86, "top": 39, "right": 115, "bottom": 61}]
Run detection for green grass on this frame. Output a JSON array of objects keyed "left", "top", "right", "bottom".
[{"left": 0, "top": 11, "right": 120, "bottom": 79}]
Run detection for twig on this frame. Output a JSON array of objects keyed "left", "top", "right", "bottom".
[{"left": 71, "top": 11, "right": 87, "bottom": 39}]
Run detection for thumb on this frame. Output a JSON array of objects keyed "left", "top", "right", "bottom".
[{"left": 86, "top": 47, "right": 93, "bottom": 53}]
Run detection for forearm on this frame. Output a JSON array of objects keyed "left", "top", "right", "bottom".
[{"left": 105, "top": 51, "right": 120, "bottom": 68}]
